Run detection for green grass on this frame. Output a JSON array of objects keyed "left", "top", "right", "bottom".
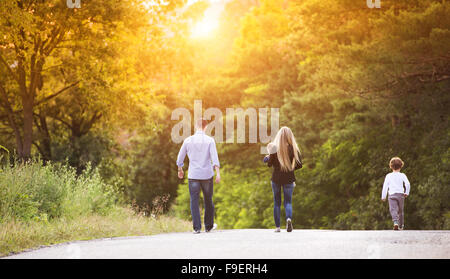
[
  {"left": 0, "top": 159, "right": 119, "bottom": 222},
  {"left": 0, "top": 206, "right": 191, "bottom": 257},
  {"left": 0, "top": 159, "right": 191, "bottom": 257}
]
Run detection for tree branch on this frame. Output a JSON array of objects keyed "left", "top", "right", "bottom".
[
  {"left": 34, "top": 81, "right": 80, "bottom": 106},
  {"left": 0, "top": 53, "right": 20, "bottom": 83},
  {"left": 47, "top": 114, "right": 72, "bottom": 129}
]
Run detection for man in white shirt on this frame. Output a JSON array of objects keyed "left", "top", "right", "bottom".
[
  {"left": 381, "top": 157, "right": 411, "bottom": 230},
  {"left": 176, "top": 118, "right": 220, "bottom": 234}
]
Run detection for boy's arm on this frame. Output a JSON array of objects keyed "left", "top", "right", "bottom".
[
  {"left": 381, "top": 175, "right": 389, "bottom": 200},
  {"left": 403, "top": 174, "right": 411, "bottom": 196}
]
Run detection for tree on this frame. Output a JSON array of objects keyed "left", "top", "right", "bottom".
[
  {"left": 173, "top": 0, "right": 450, "bottom": 229},
  {"left": 0, "top": 0, "right": 184, "bottom": 159}
]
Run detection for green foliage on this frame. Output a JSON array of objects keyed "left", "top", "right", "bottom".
[
  {"left": 172, "top": 0, "right": 450, "bottom": 230},
  {"left": 0, "top": 159, "right": 117, "bottom": 223},
  {"left": 1, "top": 0, "right": 448, "bottom": 231},
  {"left": 115, "top": 119, "right": 182, "bottom": 214}
]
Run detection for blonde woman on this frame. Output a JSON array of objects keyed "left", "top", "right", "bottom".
[{"left": 265, "top": 127, "right": 302, "bottom": 232}]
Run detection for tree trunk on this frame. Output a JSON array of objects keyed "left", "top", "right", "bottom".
[
  {"left": 0, "top": 83, "right": 23, "bottom": 156},
  {"left": 34, "top": 110, "right": 52, "bottom": 161},
  {"left": 21, "top": 96, "right": 34, "bottom": 159}
]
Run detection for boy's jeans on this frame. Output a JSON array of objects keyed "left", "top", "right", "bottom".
[
  {"left": 388, "top": 193, "right": 405, "bottom": 227},
  {"left": 188, "top": 177, "right": 214, "bottom": 231},
  {"left": 271, "top": 181, "right": 295, "bottom": 228}
]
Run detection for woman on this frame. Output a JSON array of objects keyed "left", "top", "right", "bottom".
[{"left": 265, "top": 127, "right": 302, "bottom": 232}]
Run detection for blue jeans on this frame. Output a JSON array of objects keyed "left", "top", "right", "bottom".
[
  {"left": 271, "top": 181, "right": 294, "bottom": 228},
  {"left": 188, "top": 177, "right": 214, "bottom": 231}
]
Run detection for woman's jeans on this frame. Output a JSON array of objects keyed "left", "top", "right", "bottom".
[
  {"left": 188, "top": 177, "right": 214, "bottom": 231},
  {"left": 271, "top": 181, "right": 294, "bottom": 228}
]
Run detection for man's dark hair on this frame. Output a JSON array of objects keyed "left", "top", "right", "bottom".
[{"left": 196, "top": 118, "right": 208, "bottom": 129}]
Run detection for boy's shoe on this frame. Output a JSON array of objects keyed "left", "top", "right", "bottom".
[
  {"left": 286, "top": 218, "right": 293, "bottom": 232},
  {"left": 274, "top": 227, "right": 281, "bottom": 233},
  {"left": 193, "top": 230, "right": 201, "bottom": 234},
  {"left": 206, "top": 223, "right": 217, "bottom": 233},
  {"left": 393, "top": 222, "right": 399, "bottom": 230}
]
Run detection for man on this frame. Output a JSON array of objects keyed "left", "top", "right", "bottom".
[{"left": 176, "top": 118, "right": 220, "bottom": 234}]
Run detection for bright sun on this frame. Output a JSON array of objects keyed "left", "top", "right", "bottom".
[{"left": 190, "top": 15, "right": 219, "bottom": 38}]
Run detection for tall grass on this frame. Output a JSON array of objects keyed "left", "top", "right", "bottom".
[
  {"left": 0, "top": 207, "right": 191, "bottom": 257},
  {"left": 0, "top": 159, "right": 116, "bottom": 222},
  {"left": 0, "top": 159, "right": 191, "bottom": 257}
]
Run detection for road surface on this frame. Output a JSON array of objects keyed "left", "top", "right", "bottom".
[{"left": 4, "top": 229, "right": 450, "bottom": 259}]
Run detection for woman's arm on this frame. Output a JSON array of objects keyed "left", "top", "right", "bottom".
[
  {"left": 267, "top": 153, "right": 276, "bottom": 167},
  {"left": 294, "top": 151, "right": 303, "bottom": 170}
]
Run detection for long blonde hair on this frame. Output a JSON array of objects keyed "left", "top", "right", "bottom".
[{"left": 273, "top": 126, "right": 301, "bottom": 172}]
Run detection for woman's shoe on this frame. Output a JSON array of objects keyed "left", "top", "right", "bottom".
[
  {"left": 393, "top": 222, "right": 399, "bottom": 230},
  {"left": 274, "top": 227, "right": 281, "bottom": 233},
  {"left": 286, "top": 218, "right": 293, "bottom": 232}
]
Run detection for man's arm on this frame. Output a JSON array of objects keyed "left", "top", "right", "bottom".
[
  {"left": 176, "top": 140, "right": 187, "bottom": 179},
  {"left": 209, "top": 140, "right": 220, "bottom": 183},
  {"left": 214, "top": 165, "right": 220, "bottom": 183}
]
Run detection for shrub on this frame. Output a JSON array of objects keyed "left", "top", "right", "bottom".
[{"left": 0, "top": 158, "right": 117, "bottom": 223}]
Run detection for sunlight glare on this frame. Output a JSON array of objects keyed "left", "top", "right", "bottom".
[
  {"left": 189, "top": 0, "right": 224, "bottom": 39},
  {"left": 190, "top": 15, "right": 219, "bottom": 38}
]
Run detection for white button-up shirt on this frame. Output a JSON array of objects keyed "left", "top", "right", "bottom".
[{"left": 176, "top": 130, "right": 220, "bottom": 180}]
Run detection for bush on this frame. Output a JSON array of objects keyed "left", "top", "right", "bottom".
[{"left": 0, "top": 159, "right": 117, "bottom": 223}]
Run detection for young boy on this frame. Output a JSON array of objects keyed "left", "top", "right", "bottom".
[{"left": 381, "top": 157, "right": 411, "bottom": 230}]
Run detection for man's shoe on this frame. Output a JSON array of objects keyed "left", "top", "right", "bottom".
[
  {"left": 206, "top": 223, "right": 217, "bottom": 233},
  {"left": 193, "top": 230, "right": 201, "bottom": 234},
  {"left": 286, "top": 218, "right": 293, "bottom": 232},
  {"left": 274, "top": 227, "right": 281, "bottom": 233}
]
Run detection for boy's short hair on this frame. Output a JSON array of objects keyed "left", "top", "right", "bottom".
[{"left": 389, "top": 157, "right": 404, "bottom": 170}]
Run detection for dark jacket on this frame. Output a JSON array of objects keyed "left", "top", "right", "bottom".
[{"left": 267, "top": 145, "right": 302, "bottom": 185}]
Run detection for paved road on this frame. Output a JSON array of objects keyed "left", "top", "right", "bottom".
[{"left": 4, "top": 229, "right": 450, "bottom": 259}]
